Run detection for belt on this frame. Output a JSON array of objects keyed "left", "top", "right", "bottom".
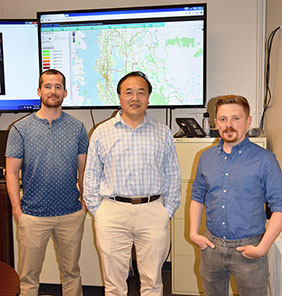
[
  {"left": 206, "top": 231, "right": 264, "bottom": 247},
  {"left": 109, "top": 195, "right": 160, "bottom": 204}
]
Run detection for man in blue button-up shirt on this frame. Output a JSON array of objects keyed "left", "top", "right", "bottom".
[{"left": 190, "top": 95, "right": 282, "bottom": 296}]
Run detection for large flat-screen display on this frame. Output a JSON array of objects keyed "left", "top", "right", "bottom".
[
  {"left": 0, "top": 20, "right": 40, "bottom": 112},
  {"left": 38, "top": 4, "right": 207, "bottom": 109}
]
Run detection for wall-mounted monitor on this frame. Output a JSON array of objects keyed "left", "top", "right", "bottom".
[
  {"left": 38, "top": 4, "right": 207, "bottom": 109},
  {"left": 0, "top": 20, "right": 40, "bottom": 112}
]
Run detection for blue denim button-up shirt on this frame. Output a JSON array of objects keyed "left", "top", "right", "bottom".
[{"left": 191, "top": 136, "right": 282, "bottom": 240}]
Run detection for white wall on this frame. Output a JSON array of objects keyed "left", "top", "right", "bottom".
[
  {"left": 0, "top": 0, "right": 265, "bottom": 135},
  {"left": 264, "top": 0, "right": 282, "bottom": 166}
]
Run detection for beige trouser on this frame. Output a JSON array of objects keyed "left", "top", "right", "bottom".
[
  {"left": 95, "top": 198, "right": 170, "bottom": 296},
  {"left": 17, "top": 209, "right": 86, "bottom": 296}
]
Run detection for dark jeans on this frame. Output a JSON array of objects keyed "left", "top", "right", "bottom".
[{"left": 200, "top": 231, "right": 269, "bottom": 296}]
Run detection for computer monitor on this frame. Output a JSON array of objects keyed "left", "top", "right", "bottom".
[
  {"left": 0, "top": 20, "right": 40, "bottom": 112},
  {"left": 38, "top": 4, "right": 207, "bottom": 109}
]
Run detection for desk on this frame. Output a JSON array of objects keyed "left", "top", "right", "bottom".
[
  {"left": 0, "top": 261, "right": 19, "bottom": 295},
  {"left": 0, "top": 179, "right": 14, "bottom": 267}
]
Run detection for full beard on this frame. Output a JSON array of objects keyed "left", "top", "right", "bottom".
[{"left": 41, "top": 96, "right": 63, "bottom": 108}]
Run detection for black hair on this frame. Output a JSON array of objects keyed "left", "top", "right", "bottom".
[{"left": 117, "top": 71, "right": 152, "bottom": 95}]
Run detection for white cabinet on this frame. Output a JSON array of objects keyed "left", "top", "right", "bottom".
[{"left": 172, "top": 137, "right": 267, "bottom": 295}]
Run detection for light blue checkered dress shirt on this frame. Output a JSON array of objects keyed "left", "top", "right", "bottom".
[{"left": 83, "top": 111, "right": 181, "bottom": 218}]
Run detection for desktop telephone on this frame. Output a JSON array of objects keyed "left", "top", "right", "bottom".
[{"left": 174, "top": 118, "right": 206, "bottom": 138}]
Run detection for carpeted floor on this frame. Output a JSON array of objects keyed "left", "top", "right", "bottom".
[{"left": 38, "top": 264, "right": 191, "bottom": 296}]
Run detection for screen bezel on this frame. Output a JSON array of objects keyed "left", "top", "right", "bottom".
[
  {"left": 0, "top": 19, "right": 41, "bottom": 113},
  {"left": 37, "top": 4, "right": 207, "bottom": 110}
]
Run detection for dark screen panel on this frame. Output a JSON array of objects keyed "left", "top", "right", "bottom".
[
  {"left": 0, "top": 130, "right": 9, "bottom": 168},
  {"left": 0, "top": 33, "right": 5, "bottom": 96}
]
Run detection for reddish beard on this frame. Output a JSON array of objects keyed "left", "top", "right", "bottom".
[{"left": 222, "top": 126, "right": 238, "bottom": 143}]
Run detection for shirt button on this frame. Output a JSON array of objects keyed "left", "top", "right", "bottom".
[
  {"left": 225, "top": 156, "right": 227, "bottom": 160},
  {"left": 225, "top": 173, "right": 229, "bottom": 176},
  {"left": 223, "top": 236, "right": 226, "bottom": 239},
  {"left": 222, "top": 205, "right": 225, "bottom": 208},
  {"left": 239, "top": 151, "right": 242, "bottom": 154},
  {"left": 222, "top": 221, "right": 225, "bottom": 225},
  {"left": 223, "top": 189, "right": 227, "bottom": 193}
]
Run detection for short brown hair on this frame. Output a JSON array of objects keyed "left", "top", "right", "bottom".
[
  {"left": 215, "top": 95, "right": 250, "bottom": 118},
  {"left": 39, "top": 69, "right": 66, "bottom": 90}
]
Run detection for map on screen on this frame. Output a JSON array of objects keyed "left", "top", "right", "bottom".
[
  {"left": 71, "top": 22, "right": 203, "bottom": 106},
  {"left": 39, "top": 4, "right": 206, "bottom": 108}
]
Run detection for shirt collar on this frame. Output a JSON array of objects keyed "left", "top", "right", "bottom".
[
  {"left": 218, "top": 134, "right": 251, "bottom": 155},
  {"left": 33, "top": 110, "right": 65, "bottom": 124},
  {"left": 113, "top": 110, "right": 154, "bottom": 128},
  {"left": 112, "top": 110, "right": 122, "bottom": 126}
]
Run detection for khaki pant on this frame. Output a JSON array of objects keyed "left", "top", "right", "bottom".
[
  {"left": 18, "top": 209, "right": 86, "bottom": 296},
  {"left": 95, "top": 198, "right": 170, "bottom": 296}
]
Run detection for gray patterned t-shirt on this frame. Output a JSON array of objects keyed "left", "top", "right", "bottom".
[{"left": 6, "top": 112, "right": 89, "bottom": 217}]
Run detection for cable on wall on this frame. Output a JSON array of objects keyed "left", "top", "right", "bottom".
[
  {"left": 169, "top": 108, "right": 174, "bottom": 130},
  {"left": 259, "top": 26, "right": 281, "bottom": 129},
  {"left": 165, "top": 108, "right": 169, "bottom": 126},
  {"left": 90, "top": 109, "right": 96, "bottom": 129}
]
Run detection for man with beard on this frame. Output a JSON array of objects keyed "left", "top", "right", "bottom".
[
  {"left": 190, "top": 95, "right": 282, "bottom": 296},
  {"left": 5, "top": 69, "right": 89, "bottom": 296}
]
